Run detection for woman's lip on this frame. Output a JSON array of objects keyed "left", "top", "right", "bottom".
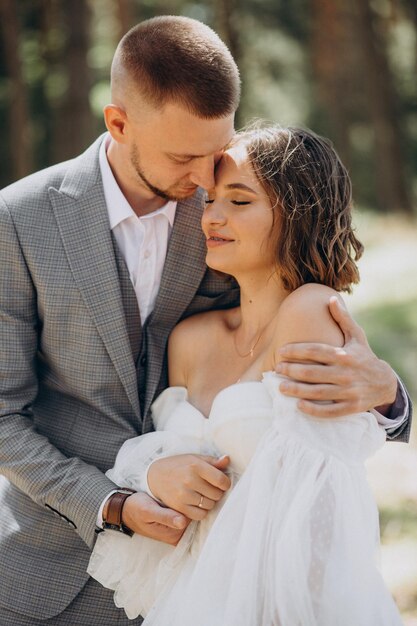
[{"left": 206, "top": 237, "right": 234, "bottom": 247}]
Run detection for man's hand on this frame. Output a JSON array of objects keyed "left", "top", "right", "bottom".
[
  {"left": 147, "top": 454, "right": 231, "bottom": 521},
  {"left": 276, "top": 296, "right": 398, "bottom": 418},
  {"left": 121, "top": 491, "right": 189, "bottom": 546}
]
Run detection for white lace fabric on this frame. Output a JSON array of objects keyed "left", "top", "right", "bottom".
[{"left": 87, "top": 372, "right": 403, "bottom": 625}]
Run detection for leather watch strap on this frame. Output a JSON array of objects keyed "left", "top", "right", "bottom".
[{"left": 102, "top": 488, "right": 136, "bottom": 536}]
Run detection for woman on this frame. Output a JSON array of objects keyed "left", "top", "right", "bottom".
[{"left": 88, "top": 126, "right": 403, "bottom": 625}]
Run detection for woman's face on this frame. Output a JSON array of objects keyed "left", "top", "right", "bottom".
[{"left": 201, "top": 143, "right": 276, "bottom": 278}]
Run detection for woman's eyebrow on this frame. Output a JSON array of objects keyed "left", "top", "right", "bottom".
[{"left": 225, "top": 183, "right": 258, "bottom": 194}]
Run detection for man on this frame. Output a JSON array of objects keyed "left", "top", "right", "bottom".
[{"left": 0, "top": 15, "right": 411, "bottom": 625}]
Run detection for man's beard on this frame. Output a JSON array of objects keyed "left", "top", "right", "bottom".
[{"left": 130, "top": 144, "right": 195, "bottom": 202}]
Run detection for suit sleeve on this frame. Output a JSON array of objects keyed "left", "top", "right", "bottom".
[
  {"left": 0, "top": 196, "right": 117, "bottom": 548},
  {"left": 379, "top": 376, "right": 413, "bottom": 442}
]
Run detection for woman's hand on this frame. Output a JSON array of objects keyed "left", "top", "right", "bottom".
[
  {"left": 147, "top": 454, "right": 231, "bottom": 521},
  {"left": 276, "top": 296, "right": 398, "bottom": 418}
]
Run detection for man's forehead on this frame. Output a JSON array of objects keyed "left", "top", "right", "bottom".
[{"left": 150, "top": 104, "right": 235, "bottom": 155}]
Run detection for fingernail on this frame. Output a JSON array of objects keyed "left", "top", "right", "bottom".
[
  {"left": 218, "top": 454, "right": 229, "bottom": 462},
  {"left": 280, "top": 381, "right": 289, "bottom": 391},
  {"left": 275, "top": 363, "right": 283, "bottom": 372}
]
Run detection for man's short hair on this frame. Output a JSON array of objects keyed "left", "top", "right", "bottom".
[{"left": 112, "top": 15, "right": 240, "bottom": 118}]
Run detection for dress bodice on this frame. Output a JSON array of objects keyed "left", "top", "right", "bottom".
[
  {"left": 151, "top": 372, "right": 385, "bottom": 474},
  {"left": 151, "top": 378, "right": 273, "bottom": 474}
]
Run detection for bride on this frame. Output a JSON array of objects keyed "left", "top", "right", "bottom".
[{"left": 88, "top": 126, "right": 403, "bottom": 625}]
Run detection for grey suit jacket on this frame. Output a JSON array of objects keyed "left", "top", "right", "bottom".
[{"left": 0, "top": 136, "right": 239, "bottom": 620}]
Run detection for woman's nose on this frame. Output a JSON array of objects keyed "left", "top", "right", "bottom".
[{"left": 202, "top": 199, "right": 227, "bottom": 228}]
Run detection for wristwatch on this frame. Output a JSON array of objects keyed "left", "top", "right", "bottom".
[{"left": 102, "top": 488, "right": 136, "bottom": 537}]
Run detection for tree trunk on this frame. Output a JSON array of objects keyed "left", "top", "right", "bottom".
[
  {"left": 0, "top": 0, "right": 33, "bottom": 180},
  {"left": 214, "top": 0, "right": 244, "bottom": 129},
  {"left": 352, "top": 0, "right": 413, "bottom": 214},
  {"left": 309, "top": 0, "right": 352, "bottom": 164},
  {"left": 53, "top": 0, "right": 94, "bottom": 162},
  {"left": 116, "top": 0, "right": 136, "bottom": 39}
]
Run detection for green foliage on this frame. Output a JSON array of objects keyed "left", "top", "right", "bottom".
[
  {"left": 380, "top": 501, "right": 417, "bottom": 543},
  {"left": 356, "top": 298, "right": 417, "bottom": 406},
  {"left": 0, "top": 0, "right": 416, "bottom": 212}
]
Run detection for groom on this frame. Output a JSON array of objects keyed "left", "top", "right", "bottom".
[{"left": 0, "top": 15, "right": 411, "bottom": 625}]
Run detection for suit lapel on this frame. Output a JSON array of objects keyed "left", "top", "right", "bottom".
[
  {"left": 144, "top": 189, "right": 208, "bottom": 417},
  {"left": 48, "top": 137, "right": 141, "bottom": 419}
]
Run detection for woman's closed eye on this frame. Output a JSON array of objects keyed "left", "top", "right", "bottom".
[{"left": 204, "top": 197, "right": 251, "bottom": 206}]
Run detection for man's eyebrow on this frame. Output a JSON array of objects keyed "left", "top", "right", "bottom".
[
  {"left": 167, "top": 140, "right": 233, "bottom": 160},
  {"left": 225, "top": 183, "right": 258, "bottom": 194}
]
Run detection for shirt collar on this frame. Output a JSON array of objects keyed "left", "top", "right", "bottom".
[{"left": 99, "top": 133, "right": 177, "bottom": 230}]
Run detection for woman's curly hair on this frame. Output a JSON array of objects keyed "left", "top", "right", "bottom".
[{"left": 235, "top": 125, "right": 363, "bottom": 293}]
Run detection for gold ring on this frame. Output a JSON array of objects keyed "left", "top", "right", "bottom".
[{"left": 198, "top": 495, "right": 204, "bottom": 509}]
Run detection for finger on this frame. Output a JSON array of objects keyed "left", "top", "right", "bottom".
[
  {"left": 142, "top": 523, "right": 186, "bottom": 545},
  {"left": 278, "top": 342, "right": 348, "bottom": 365},
  {"left": 198, "top": 462, "right": 231, "bottom": 491},
  {"left": 193, "top": 494, "right": 216, "bottom": 511},
  {"left": 181, "top": 503, "right": 210, "bottom": 521},
  {"left": 180, "top": 474, "right": 226, "bottom": 502},
  {"left": 210, "top": 455, "right": 230, "bottom": 470},
  {"left": 278, "top": 363, "right": 354, "bottom": 387},
  {"left": 277, "top": 362, "right": 343, "bottom": 385},
  {"left": 296, "top": 399, "right": 361, "bottom": 418},
  {"left": 196, "top": 454, "right": 229, "bottom": 466},
  {"left": 328, "top": 297, "right": 367, "bottom": 345},
  {"left": 192, "top": 478, "right": 226, "bottom": 502},
  {"left": 279, "top": 380, "right": 346, "bottom": 402},
  {"left": 141, "top": 497, "right": 188, "bottom": 530}
]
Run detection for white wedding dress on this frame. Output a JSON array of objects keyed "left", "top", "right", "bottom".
[{"left": 88, "top": 372, "right": 403, "bottom": 625}]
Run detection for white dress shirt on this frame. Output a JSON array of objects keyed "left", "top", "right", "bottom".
[{"left": 99, "top": 135, "right": 176, "bottom": 324}]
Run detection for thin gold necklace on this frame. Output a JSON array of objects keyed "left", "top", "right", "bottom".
[{"left": 233, "top": 324, "right": 269, "bottom": 358}]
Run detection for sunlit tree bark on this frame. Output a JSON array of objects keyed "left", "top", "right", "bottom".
[
  {"left": 310, "top": 0, "right": 352, "bottom": 164},
  {"left": 352, "top": 0, "right": 413, "bottom": 214},
  {"left": 53, "top": 0, "right": 94, "bottom": 161},
  {"left": 116, "top": 0, "right": 136, "bottom": 39},
  {"left": 214, "top": 0, "right": 244, "bottom": 128}
]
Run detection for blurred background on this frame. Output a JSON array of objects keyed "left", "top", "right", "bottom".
[{"left": 0, "top": 0, "right": 416, "bottom": 621}]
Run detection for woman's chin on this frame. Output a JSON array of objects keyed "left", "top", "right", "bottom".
[{"left": 206, "top": 257, "right": 229, "bottom": 272}]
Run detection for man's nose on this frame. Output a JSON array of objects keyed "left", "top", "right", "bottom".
[{"left": 189, "top": 156, "right": 216, "bottom": 190}]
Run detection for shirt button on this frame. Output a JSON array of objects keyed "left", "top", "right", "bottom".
[
  {"left": 143, "top": 250, "right": 150, "bottom": 259},
  {"left": 140, "top": 354, "right": 146, "bottom": 367}
]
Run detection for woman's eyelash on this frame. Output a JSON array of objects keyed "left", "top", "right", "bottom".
[{"left": 204, "top": 199, "right": 251, "bottom": 205}]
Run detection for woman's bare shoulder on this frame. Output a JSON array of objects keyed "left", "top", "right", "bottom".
[{"left": 272, "top": 284, "right": 345, "bottom": 354}]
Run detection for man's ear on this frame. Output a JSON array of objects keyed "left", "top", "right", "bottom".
[{"left": 103, "top": 104, "right": 128, "bottom": 143}]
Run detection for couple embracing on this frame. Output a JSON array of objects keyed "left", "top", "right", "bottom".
[{"left": 0, "top": 15, "right": 411, "bottom": 626}]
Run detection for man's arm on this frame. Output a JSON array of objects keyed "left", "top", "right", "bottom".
[
  {"left": 275, "top": 297, "right": 412, "bottom": 441},
  {"left": 0, "top": 199, "right": 190, "bottom": 548}
]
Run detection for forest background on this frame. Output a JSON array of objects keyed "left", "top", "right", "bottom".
[{"left": 0, "top": 0, "right": 416, "bottom": 622}]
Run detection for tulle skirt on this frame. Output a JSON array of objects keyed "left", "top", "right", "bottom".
[{"left": 142, "top": 419, "right": 402, "bottom": 626}]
